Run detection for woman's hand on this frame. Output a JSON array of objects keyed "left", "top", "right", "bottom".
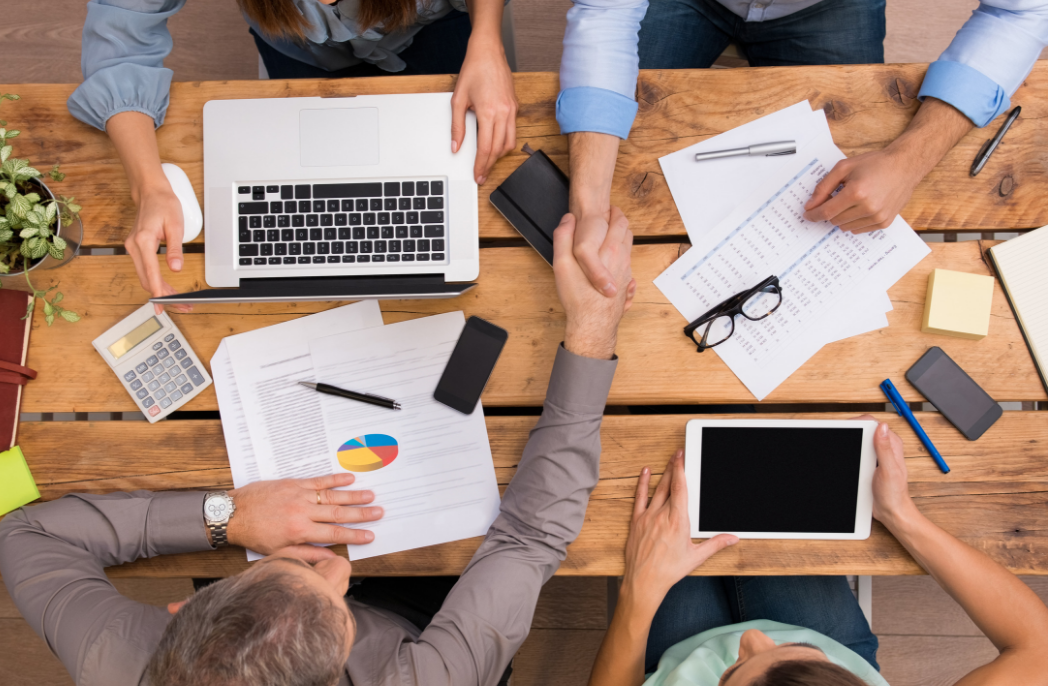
[
  {"left": 226, "top": 473, "right": 384, "bottom": 554},
  {"left": 623, "top": 451, "right": 738, "bottom": 609},
  {"left": 870, "top": 421, "right": 919, "bottom": 528},
  {"left": 451, "top": 36, "right": 517, "bottom": 185},
  {"left": 125, "top": 186, "right": 190, "bottom": 314},
  {"left": 107, "top": 111, "right": 191, "bottom": 314}
]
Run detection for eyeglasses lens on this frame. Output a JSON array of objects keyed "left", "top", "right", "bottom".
[
  {"left": 704, "top": 315, "right": 735, "bottom": 346},
  {"left": 741, "top": 286, "right": 782, "bottom": 320}
]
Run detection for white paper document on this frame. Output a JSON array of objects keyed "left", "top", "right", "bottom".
[
  {"left": 656, "top": 137, "right": 930, "bottom": 400},
  {"left": 211, "top": 342, "right": 260, "bottom": 488},
  {"left": 309, "top": 311, "right": 501, "bottom": 561},
  {"left": 222, "top": 301, "right": 385, "bottom": 483},
  {"left": 659, "top": 101, "right": 832, "bottom": 244}
]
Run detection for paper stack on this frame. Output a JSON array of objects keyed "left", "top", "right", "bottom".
[
  {"left": 212, "top": 302, "right": 501, "bottom": 560},
  {"left": 655, "top": 102, "right": 931, "bottom": 400}
]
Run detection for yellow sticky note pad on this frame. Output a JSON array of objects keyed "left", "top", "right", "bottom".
[
  {"left": 0, "top": 446, "right": 40, "bottom": 516},
  {"left": 922, "top": 269, "right": 995, "bottom": 340}
]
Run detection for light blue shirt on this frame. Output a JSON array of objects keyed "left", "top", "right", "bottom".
[
  {"left": 558, "top": 0, "right": 1048, "bottom": 139},
  {"left": 69, "top": 0, "right": 467, "bottom": 132}
]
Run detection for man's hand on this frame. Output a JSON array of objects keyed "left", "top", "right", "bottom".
[
  {"left": 125, "top": 187, "right": 190, "bottom": 314},
  {"left": 623, "top": 452, "right": 738, "bottom": 611},
  {"left": 870, "top": 421, "right": 920, "bottom": 528},
  {"left": 802, "top": 147, "right": 923, "bottom": 233},
  {"left": 225, "top": 473, "right": 383, "bottom": 554},
  {"left": 553, "top": 210, "right": 636, "bottom": 359},
  {"left": 451, "top": 39, "right": 517, "bottom": 185},
  {"left": 803, "top": 97, "right": 974, "bottom": 234}
]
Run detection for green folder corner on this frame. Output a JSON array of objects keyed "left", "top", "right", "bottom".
[{"left": 0, "top": 446, "right": 40, "bottom": 516}]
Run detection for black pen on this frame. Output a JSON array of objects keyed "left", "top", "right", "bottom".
[
  {"left": 970, "top": 106, "right": 1020, "bottom": 177},
  {"left": 298, "top": 381, "right": 401, "bottom": 410}
]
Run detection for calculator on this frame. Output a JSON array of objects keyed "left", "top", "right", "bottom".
[{"left": 92, "top": 303, "right": 212, "bottom": 423}]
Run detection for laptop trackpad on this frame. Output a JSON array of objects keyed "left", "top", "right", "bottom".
[{"left": 300, "top": 108, "right": 379, "bottom": 167}]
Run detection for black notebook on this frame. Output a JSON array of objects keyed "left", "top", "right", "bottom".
[{"left": 489, "top": 148, "right": 569, "bottom": 265}]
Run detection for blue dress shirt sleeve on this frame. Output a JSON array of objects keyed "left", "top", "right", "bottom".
[
  {"left": 919, "top": 1, "right": 1048, "bottom": 127},
  {"left": 68, "top": 0, "right": 187, "bottom": 132},
  {"left": 557, "top": 0, "right": 649, "bottom": 139}
]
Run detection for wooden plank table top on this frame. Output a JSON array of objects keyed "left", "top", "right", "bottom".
[
  {"left": 11, "top": 411, "right": 1048, "bottom": 578},
  {"left": 3, "top": 63, "right": 1046, "bottom": 248},
  {"left": 20, "top": 240, "right": 1048, "bottom": 412}
]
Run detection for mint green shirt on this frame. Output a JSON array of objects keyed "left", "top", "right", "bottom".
[{"left": 643, "top": 620, "right": 890, "bottom": 686}]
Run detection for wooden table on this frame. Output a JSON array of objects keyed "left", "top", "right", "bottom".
[{"left": 4, "top": 65, "right": 1047, "bottom": 578}]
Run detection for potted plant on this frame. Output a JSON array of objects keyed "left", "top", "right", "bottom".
[{"left": 0, "top": 93, "right": 81, "bottom": 325}]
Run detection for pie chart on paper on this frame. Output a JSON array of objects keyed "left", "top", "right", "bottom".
[{"left": 337, "top": 434, "right": 399, "bottom": 472}]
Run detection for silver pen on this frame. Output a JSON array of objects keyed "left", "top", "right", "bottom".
[{"left": 694, "top": 140, "right": 796, "bottom": 162}]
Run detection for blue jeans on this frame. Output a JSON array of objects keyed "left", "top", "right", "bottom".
[
  {"left": 252, "top": 10, "right": 473, "bottom": 79},
  {"left": 638, "top": 0, "right": 885, "bottom": 69},
  {"left": 644, "top": 575, "right": 879, "bottom": 674}
]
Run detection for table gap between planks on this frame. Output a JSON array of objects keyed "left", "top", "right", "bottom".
[
  {"left": 4, "top": 65, "right": 1047, "bottom": 581},
  {"left": 10, "top": 411, "right": 1048, "bottom": 578}
]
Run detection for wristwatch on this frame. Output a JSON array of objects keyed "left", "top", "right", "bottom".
[{"left": 203, "top": 491, "right": 236, "bottom": 548}]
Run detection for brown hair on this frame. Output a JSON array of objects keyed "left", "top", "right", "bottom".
[
  {"left": 238, "top": 0, "right": 420, "bottom": 40},
  {"left": 747, "top": 660, "right": 870, "bottom": 686}
]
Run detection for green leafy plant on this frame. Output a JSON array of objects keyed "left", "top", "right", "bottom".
[{"left": 0, "top": 93, "right": 81, "bottom": 325}]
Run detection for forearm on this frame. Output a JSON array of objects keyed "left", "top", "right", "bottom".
[
  {"left": 884, "top": 504, "right": 1048, "bottom": 653},
  {"left": 569, "top": 131, "right": 620, "bottom": 218},
  {"left": 464, "top": 0, "right": 505, "bottom": 50},
  {"left": 410, "top": 346, "right": 616, "bottom": 684},
  {"left": 589, "top": 585, "right": 659, "bottom": 686},
  {"left": 0, "top": 492, "right": 209, "bottom": 682},
  {"left": 106, "top": 111, "right": 170, "bottom": 204},
  {"left": 885, "top": 97, "right": 973, "bottom": 179}
]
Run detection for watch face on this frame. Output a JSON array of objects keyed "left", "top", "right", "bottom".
[{"left": 204, "top": 495, "right": 230, "bottom": 522}]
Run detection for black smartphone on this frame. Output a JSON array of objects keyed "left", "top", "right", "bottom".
[
  {"left": 905, "top": 347, "right": 1002, "bottom": 440},
  {"left": 434, "top": 317, "right": 509, "bottom": 414}
]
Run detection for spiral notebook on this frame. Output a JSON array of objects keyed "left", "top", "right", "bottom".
[{"left": 987, "top": 226, "right": 1048, "bottom": 396}]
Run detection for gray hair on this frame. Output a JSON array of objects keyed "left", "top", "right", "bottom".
[{"left": 147, "top": 569, "right": 348, "bottom": 686}]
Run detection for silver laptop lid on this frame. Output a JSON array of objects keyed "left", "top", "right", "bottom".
[{"left": 203, "top": 93, "right": 479, "bottom": 288}]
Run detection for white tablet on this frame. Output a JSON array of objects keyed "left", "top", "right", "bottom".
[{"left": 685, "top": 419, "right": 878, "bottom": 540}]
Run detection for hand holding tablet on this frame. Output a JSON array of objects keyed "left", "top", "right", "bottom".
[{"left": 684, "top": 419, "right": 879, "bottom": 540}]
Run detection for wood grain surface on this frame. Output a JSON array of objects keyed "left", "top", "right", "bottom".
[
  {"left": 11, "top": 411, "right": 1048, "bottom": 578},
  {"left": 19, "top": 241, "right": 1047, "bottom": 412},
  {"left": 2, "top": 64, "right": 1044, "bottom": 248}
]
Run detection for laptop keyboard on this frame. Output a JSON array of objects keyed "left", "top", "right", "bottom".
[{"left": 236, "top": 179, "right": 448, "bottom": 267}]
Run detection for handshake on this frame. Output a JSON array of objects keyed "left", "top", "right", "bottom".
[{"left": 227, "top": 207, "right": 636, "bottom": 555}]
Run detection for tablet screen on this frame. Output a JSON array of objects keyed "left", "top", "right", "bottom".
[{"left": 698, "top": 427, "right": 863, "bottom": 534}]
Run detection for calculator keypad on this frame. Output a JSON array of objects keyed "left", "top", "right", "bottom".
[{"left": 118, "top": 331, "right": 209, "bottom": 422}]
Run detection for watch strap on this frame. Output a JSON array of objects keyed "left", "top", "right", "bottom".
[{"left": 209, "top": 520, "right": 229, "bottom": 547}]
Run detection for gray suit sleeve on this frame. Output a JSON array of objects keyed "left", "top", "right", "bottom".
[
  {"left": 348, "top": 345, "right": 616, "bottom": 685},
  {"left": 0, "top": 491, "right": 211, "bottom": 686}
]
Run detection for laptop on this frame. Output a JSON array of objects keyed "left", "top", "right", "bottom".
[{"left": 153, "top": 93, "right": 479, "bottom": 304}]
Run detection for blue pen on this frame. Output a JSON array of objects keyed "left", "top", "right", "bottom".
[{"left": 880, "top": 378, "right": 950, "bottom": 474}]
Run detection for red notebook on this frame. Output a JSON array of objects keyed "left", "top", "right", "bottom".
[{"left": 0, "top": 289, "right": 36, "bottom": 450}]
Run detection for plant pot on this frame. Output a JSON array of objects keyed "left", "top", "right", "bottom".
[{"left": 0, "top": 176, "right": 83, "bottom": 287}]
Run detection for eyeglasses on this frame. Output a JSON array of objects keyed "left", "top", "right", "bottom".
[{"left": 683, "top": 275, "right": 782, "bottom": 352}]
